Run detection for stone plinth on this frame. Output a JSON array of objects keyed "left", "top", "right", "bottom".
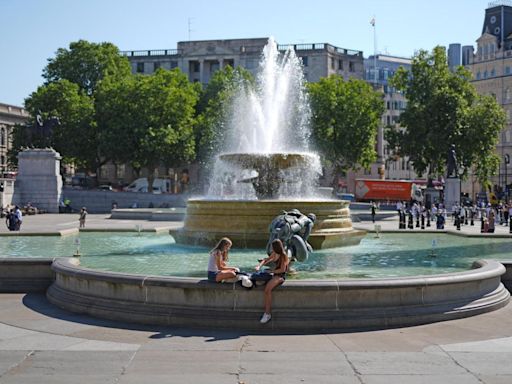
[
  {"left": 13, "top": 149, "right": 63, "bottom": 213},
  {"left": 445, "top": 177, "right": 461, "bottom": 212}
]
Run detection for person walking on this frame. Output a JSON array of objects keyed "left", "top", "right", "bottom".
[
  {"left": 370, "top": 201, "right": 377, "bottom": 223},
  {"left": 79, "top": 207, "right": 88, "bottom": 228},
  {"left": 14, "top": 206, "right": 22, "bottom": 231}
]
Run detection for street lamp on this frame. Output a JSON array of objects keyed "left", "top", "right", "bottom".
[{"left": 505, "top": 154, "right": 510, "bottom": 201}]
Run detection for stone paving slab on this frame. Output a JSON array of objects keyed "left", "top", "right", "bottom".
[
  {"left": 359, "top": 375, "right": 482, "bottom": 384},
  {"left": 347, "top": 352, "right": 468, "bottom": 375},
  {"left": 0, "top": 374, "right": 119, "bottom": 384},
  {"left": 118, "top": 373, "right": 239, "bottom": 384},
  {"left": 450, "top": 352, "right": 512, "bottom": 375},
  {"left": 124, "top": 350, "right": 240, "bottom": 375},
  {"left": 239, "top": 373, "right": 360, "bottom": 384},
  {"left": 0, "top": 350, "right": 30, "bottom": 376},
  {"left": 240, "top": 351, "right": 353, "bottom": 375}
]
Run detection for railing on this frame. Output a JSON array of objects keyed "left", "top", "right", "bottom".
[
  {"left": 121, "top": 49, "right": 182, "bottom": 57},
  {"left": 278, "top": 43, "right": 362, "bottom": 57}
]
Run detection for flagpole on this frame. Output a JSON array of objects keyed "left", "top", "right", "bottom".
[{"left": 372, "top": 15, "right": 377, "bottom": 85}]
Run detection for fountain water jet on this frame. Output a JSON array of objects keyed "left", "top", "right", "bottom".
[{"left": 173, "top": 37, "right": 365, "bottom": 248}]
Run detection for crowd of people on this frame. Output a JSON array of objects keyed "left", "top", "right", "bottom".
[{"left": 394, "top": 200, "right": 512, "bottom": 233}]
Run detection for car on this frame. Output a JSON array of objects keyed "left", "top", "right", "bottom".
[{"left": 98, "top": 185, "right": 113, "bottom": 191}]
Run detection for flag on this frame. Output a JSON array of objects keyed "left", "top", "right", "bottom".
[{"left": 370, "top": 17, "right": 375, "bottom": 26}]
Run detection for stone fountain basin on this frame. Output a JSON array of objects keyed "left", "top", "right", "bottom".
[
  {"left": 172, "top": 198, "right": 366, "bottom": 249},
  {"left": 46, "top": 257, "right": 509, "bottom": 331}
]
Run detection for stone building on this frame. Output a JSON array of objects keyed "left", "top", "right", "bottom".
[
  {"left": 0, "top": 103, "right": 29, "bottom": 174},
  {"left": 463, "top": 1, "right": 512, "bottom": 198},
  {"left": 121, "top": 37, "right": 364, "bottom": 84},
  {"left": 344, "top": 54, "right": 417, "bottom": 194}
]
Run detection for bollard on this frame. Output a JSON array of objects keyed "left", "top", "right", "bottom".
[{"left": 481, "top": 217, "right": 485, "bottom": 233}]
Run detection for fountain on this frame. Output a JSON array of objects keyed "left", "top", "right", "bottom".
[
  {"left": 172, "top": 38, "right": 365, "bottom": 249},
  {"left": 43, "top": 38, "right": 509, "bottom": 331}
]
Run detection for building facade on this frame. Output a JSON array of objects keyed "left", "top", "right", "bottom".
[
  {"left": 464, "top": 1, "right": 512, "bottom": 197},
  {"left": 121, "top": 38, "right": 364, "bottom": 84},
  {"left": 0, "top": 103, "right": 29, "bottom": 174},
  {"left": 343, "top": 54, "right": 418, "bottom": 194}
]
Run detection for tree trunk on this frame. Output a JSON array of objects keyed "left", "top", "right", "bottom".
[{"left": 147, "top": 169, "right": 155, "bottom": 193}]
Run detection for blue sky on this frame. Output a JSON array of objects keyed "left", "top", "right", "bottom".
[{"left": 0, "top": 0, "right": 492, "bottom": 106}]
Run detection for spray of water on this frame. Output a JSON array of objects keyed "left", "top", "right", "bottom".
[{"left": 207, "top": 37, "right": 322, "bottom": 199}]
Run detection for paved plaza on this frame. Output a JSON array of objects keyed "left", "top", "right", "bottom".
[{"left": 1, "top": 213, "right": 512, "bottom": 383}]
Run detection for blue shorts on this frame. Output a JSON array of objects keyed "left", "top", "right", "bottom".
[{"left": 208, "top": 271, "right": 219, "bottom": 282}]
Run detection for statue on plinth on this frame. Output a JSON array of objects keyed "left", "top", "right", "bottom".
[{"left": 447, "top": 144, "right": 459, "bottom": 178}]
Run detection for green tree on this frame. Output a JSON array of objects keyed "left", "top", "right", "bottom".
[
  {"left": 12, "top": 80, "right": 96, "bottom": 168},
  {"left": 388, "top": 46, "right": 506, "bottom": 184},
  {"left": 96, "top": 68, "right": 199, "bottom": 191},
  {"left": 308, "top": 76, "right": 384, "bottom": 176},
  {"left": 194, "top": 66, "right": 254, "bottom": 164},
  {"left": 17, "top": 40, "right": 132, "bottom": 173},
  {"left": 43, "top": 40, "right": 131, "bottom": 95}
]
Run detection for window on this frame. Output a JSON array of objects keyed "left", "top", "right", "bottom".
[
  {"left": 484, "top": 70, "right": 488, "bottom": 78},
  {"left": 210, "top": 62, "right": 220, "bottom": 73},
  {"left": 507, "top": 88, "right": 511, "bottom": 101},
  {"left": 386, "top": 115, "right": 391, "bottom": 125},
  {"left": 170, "top": 61, "right": 178, "bottom": 69},
  {"left": 0, "top": 127, "right": 4, "bottom": 146},
  {"left": 136, "top": 62, "right": 144, "bottom": 73},
  {"left": 331, "top": 57, "right": 335, "bottom": 70},
  {"left": 191, "top": 61, "right": 200, "bottom": 72},
  {"left": 153, "top": 62, "right": 161, "bottom": 71},
  {"left": 0, "top": 156, "right": 4, "bottom": 166},
  {"left": 349, "top": 61, "right": 355, "bottom": 72},
  {"left": 476, "top": 71, "right": 481, "bottom": 80},
  {"left": 301, "top": 56, "right": 308, "bottom": 67},
  {"left": 491, "top": 68, "right": 496, "bottom": 77},
  {"left": 116, "top": 164, "right": 125, "bottom": 179},
  {"left": 338, "top": 60, "right": 343, "bottom": 70},
  {"left": 387, "top": 101, "right": 390, "bottom": 110}
]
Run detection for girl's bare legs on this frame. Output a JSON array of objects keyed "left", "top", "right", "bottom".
[
  {"left": 215, "top": 270, "right": 237, "bottom": 282},
  {"left": 263, "top": 276, "right": 284, "bottom": 314}
]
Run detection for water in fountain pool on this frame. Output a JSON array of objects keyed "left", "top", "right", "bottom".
[{"left": 2, "top": 232, "right": 512, "bottom": 279}]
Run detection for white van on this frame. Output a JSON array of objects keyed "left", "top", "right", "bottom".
[{"left": 123, "top": 178, "right": 171, "bottom": 194}]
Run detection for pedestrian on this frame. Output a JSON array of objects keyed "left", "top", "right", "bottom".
[
  {"left": 14, "top": 206, "right": 22, "bottom": 231},
  {"left": 79, "top": 207, "right": 87, "bottom": 228},
  {"left": 5, "top": 209, "right": 17, "bottom": 231},
  {"left": 371, "top": 201, "right": 377, "bottom": 223}
]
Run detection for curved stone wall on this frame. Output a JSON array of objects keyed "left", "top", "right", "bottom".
[
  {"left": 172, "top": 199, "right": 366, "bottom": 248},
  {"left": 47, "top": 258, "right": 510, "bottom": 331}
]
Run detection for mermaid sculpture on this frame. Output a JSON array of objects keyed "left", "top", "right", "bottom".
[{"left": 266, "top": 209, "right": 316, "bottom": 262}]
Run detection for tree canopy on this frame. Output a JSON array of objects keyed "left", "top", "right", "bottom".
[
  {"left": 308, "top": 76, "right": 384, "bottom": 174},
  {"left": 95, "top": 68, "right": 200, "bottom": 190},
  {"left": 387, "top": 46, "right": 506, "bottom": 184},
  {"left": 43, "top": 40, "right": 132, "bottom": 96}
]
